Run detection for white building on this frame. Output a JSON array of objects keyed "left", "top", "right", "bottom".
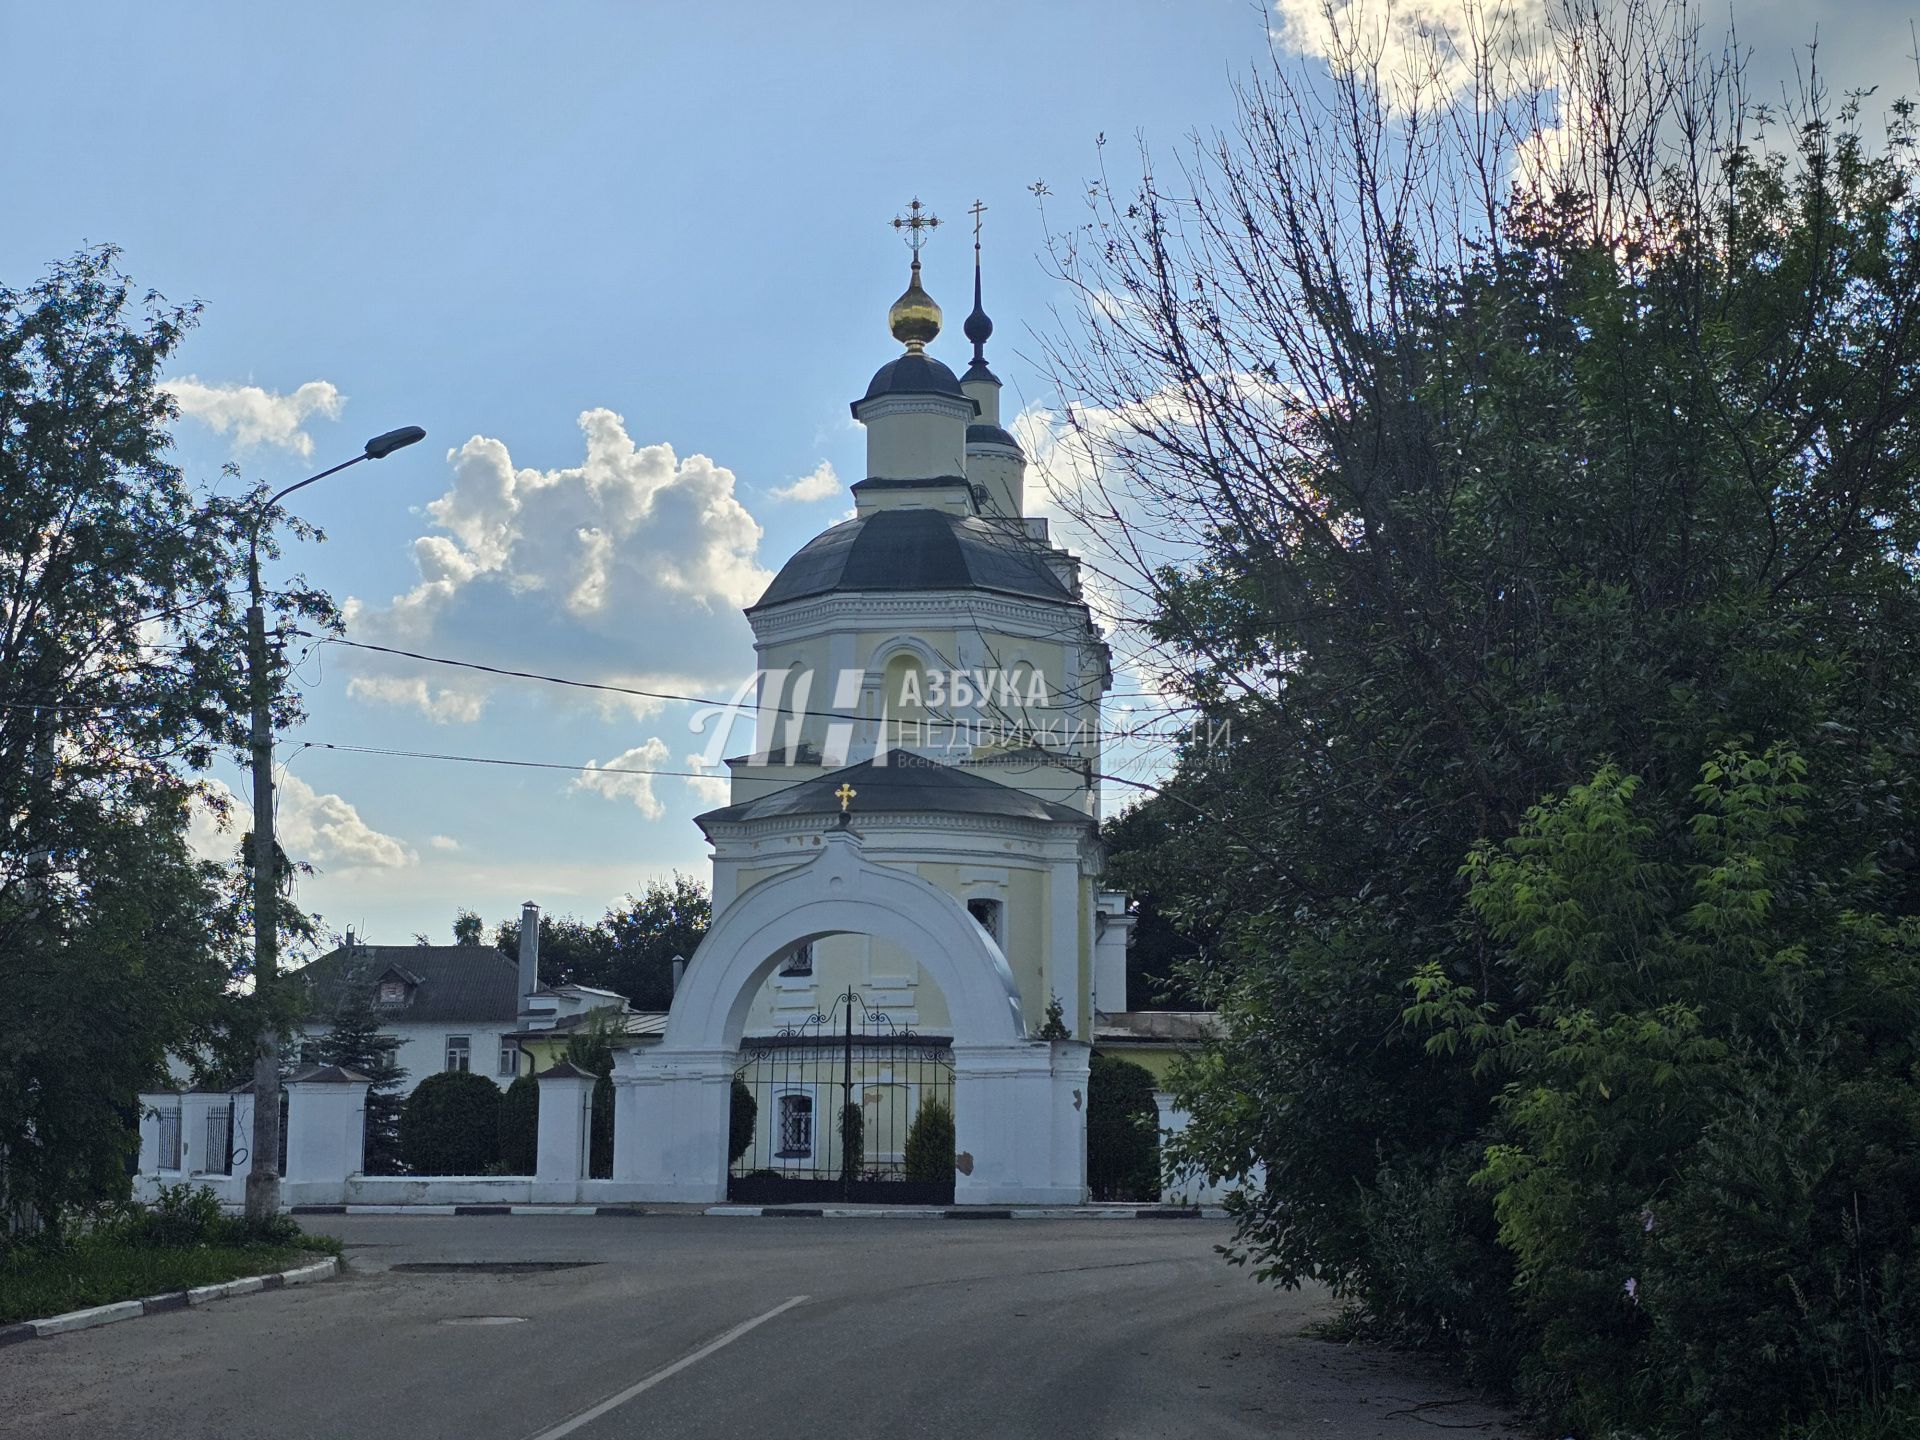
[{"left": 293, "top": 906, "right": 627, "bottom": 1092}]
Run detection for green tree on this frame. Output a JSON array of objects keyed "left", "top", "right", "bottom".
[
  {"left": 601, "top": 874, "right": 709, "bottom": 1010},
  {"left": 563, "top": 1017, "right": 618, "bottom": 1179},
  {"left": 903, "top": 1099, "right": 955, "bottom": 1185},
  {"left": 452, "top": 909, "right": 483, "bottom": 947},
  {"left": 400, "top": 1071, "right": 501, "bottom": 1175},
  {"left": 838, "top": 1102, "right": 864, "bottom": 1184},
  {"left": 1042, "top": 6, "right": 1920, "bottom": 1430},
  {"left": 728, "top": 1077, "right": 756, "bottom": 1166},
  {"left": 1087, "top": 1055, "right": 1161, "bottom": 1202},
  {"left": 306, "top": 968, "right": 408, "bottom": 1175},
  {"left": 0, "top": 248, "right": 329, "bottom": 1240}
]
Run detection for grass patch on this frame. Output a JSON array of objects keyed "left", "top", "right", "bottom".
[
  {"left": 1, "top": 1182, "right": 343, "bottom": 1325},
  {"left": 0, "top": 1238, "right": 333, "bottom": 1325}
]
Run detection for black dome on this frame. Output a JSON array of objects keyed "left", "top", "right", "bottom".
[
  {"left": 750, "top": 508, "right": 1070, "bottom": 611},
  {"left": 859, "top": 353, "right": 966, "bottom": 404},
  {"left": 967, "top": 422, "right": 1023, "bottom": 454}
]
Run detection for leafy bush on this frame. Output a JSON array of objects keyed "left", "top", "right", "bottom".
[
  {"left": 729, "top": 1077, "right": 756, "bottom": 1165},
  {"left": 904, "top": 1099, "right": 955, "bottom": 1184},
  {"left": 401, "top": 1071, "right": 502, "bottom": 1175},
  {"left": 838, "top": 1102, "right": 864, "bottom": 1183},
  {"left": 1088, "top": 1054, "right": 1161, "bottom": 1201},
  {"left": 498, "top": 1074, "right": 539, "bottom": 1176}
]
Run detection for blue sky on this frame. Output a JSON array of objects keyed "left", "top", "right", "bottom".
[{"left": 3, "top": 1, "right": 1915, "bottom": 950}]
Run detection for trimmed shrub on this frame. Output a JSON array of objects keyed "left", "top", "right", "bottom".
[
  {"left": 729, "top": 1078, "right": 756, "bottom": 1165},
  {"left": 838, "top": 1102, "right": 864, "bottom": 1183},
  {"left": 904, "top": 1099, "right": 955, "bottom": 1184},
  {"left": 401, "top": 1071, "right": 502, "bottom": 1175},
  {"left": 1088, "top": 1054, "right": 1162, "bottom": 1201},
  {"left": 498, "top": 1074, "right": 539, "bottom": 1176}
]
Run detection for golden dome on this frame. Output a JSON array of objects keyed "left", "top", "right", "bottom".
[{"left": 888, "top": 258, "right": 941, "bottom": 352}]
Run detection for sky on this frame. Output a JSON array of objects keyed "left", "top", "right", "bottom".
[{"left": 4, "top": 0, "right": 1916, "bottom": 951}]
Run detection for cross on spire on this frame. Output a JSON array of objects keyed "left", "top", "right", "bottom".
[
  {"left": 969, "top": 198, "right": 987, "bottom": 250},
  {"left": 890, "top": 197, "right": 941, "bottom": 257}
]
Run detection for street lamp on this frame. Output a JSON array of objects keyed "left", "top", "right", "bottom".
[{"left": 244, "top": 425, "right": 425, "bottom": 1221}]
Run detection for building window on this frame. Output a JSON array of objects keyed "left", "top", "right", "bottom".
[
  {"left": 776, "top": 1094, "right": 813, "bottom": 1159},
  {"left": 378, "top": 980, "right": 406, "bottom": 1005},
  {"left": 445, "top": 1035, "right": 471, "bottom": 1072},
  {"left": 779, "top": 942, "right": 813, "bottom": 977},
  {"left": 967, "top": 898, "right": 1004, "bottom": 946},
  {"left": 498, "top": 1040, "right": 519, "bottom": 1077}
]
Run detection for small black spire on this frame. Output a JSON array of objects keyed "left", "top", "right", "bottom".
[{"left": 963, "top": 199, "right": 996, "bottom": 380}]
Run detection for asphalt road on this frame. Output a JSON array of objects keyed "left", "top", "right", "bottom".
[{"left": 3, "top": 1216, "right": 1528, "bottom": 1439}]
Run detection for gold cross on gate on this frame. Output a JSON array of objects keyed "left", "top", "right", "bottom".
[
  {"left": 890, "top": 197, "right": 941, "bottom": 257},
  {"left": 834, "top": 782, "right": 857, "bottom": 813}
]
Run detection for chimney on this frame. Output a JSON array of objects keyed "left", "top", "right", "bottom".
[
  {"left": 670, "top": 954, "right": 686, "bottom": 995},
  {"left": 517, "top": 902, "right": 541, "bottom": 1003},
  {"left": 344, "top": 928, "right": 355, "bottom": 951}
]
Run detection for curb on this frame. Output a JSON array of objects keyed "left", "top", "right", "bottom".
[
  {"left": 0, "top": 1257, "right": 340, "bottom": 1347},
  {"left": 702, "top": 1205, "right": 1223, "bottom": 1220},
  {"left": 284, "top": 1202, "right": 1226, "bottom": 1220}
]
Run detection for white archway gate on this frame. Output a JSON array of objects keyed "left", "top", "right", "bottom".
[{"left": 607, "top": 826, "right": 1090, "bottom": 1204}]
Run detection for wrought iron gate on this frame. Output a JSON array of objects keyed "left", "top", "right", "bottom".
[{"left": 729, "top": 988, "right": 956, "bottom": 1205}]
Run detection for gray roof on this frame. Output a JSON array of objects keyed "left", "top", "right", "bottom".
[
  {"left": 966, "top": 422, "right": 1023, "bottom": 455},
  {"left": 750, "top": 508, "right": 1071, "bottom": 612},
  {"left": 857, "top": 353, "right": 970, "bottom": 406},
  {"left": 295, "top": 944, "right": 521, "bottom": 1025},
  {"left": 697, "top": 749, "right": 1093, "bottom": 829}
]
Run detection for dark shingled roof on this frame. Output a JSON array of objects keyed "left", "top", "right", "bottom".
[
  {"left": 857, "top": 352, "right": 969, "bottom": 406},
  {"left": 696, "top": 749, "right": 1093, "bottom": 829},
  {"left": 749, "top": 508, "right": 1070, "bottom": 612},
  {"left": 294, "top": 945, "right": 521, "bottom": 1025}
]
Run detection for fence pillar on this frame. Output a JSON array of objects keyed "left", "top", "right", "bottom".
[
  {"left": 952, "top": 1040, "right": 1079, "bottom": 1206},
  {"left": 534, "top": 1060, "right": 595, "bottom": 1199},
  {"left": 284, "top": 1065, "right": 371, "bottom": 1200},
  {"left": 1048, "top": 1040, "right": 1091, "bottom": 1204}
]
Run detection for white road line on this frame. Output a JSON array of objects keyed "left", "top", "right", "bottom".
[{"left": 523, "top": 1295, "right": 810, "bottom": 1440}]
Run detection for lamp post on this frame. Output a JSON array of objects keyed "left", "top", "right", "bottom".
[{"left": 244, "top": 425, "right": 425, "bottom": 1221}]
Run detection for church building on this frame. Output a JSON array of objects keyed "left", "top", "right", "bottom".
[{"left": 609, "top": 203, "right": 1135, "bottom": 1205}]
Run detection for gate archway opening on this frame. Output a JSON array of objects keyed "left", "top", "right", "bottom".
[{"left": 728, "top": 982, "right": 956, "bottom": 1205}]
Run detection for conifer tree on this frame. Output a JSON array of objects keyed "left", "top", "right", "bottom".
[{"left": 311, "top": 977, "right": 407, "bottom": 1174}]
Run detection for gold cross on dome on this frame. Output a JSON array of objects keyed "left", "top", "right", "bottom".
[
  {"left": 890, "top": 197, "right": 941, "bottom": 257},
  {"left": 834, "top": 782, "right": 857, "bottom": 813}
]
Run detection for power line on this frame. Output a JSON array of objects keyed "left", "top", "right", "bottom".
[
  {"left": 298, "top": 630, "right": 1192, "bottom": 734},
  {"left": 297, "top": 737, "right": 1164, "bottom": 800}
]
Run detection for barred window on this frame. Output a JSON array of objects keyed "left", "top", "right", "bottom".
[
  {"left": 967, "top": 898, "right": 1004, "bottom": 945},
  {"left": 776, "top": 1094, "right": 813, "bottom": 1158}
]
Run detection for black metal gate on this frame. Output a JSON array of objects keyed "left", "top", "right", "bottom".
[{"left": 729, "top": 988, "right": 956, "bottom": 1205}]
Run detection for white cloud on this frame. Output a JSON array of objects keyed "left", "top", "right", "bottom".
[
  {"left": 771, "top": 460, "right": 842, "bottom": 503},
  {"left": 429, "top": 834, "right": 461, "bottom": 852},
  {"left": 343, "top": 409, "right": 770, "bottom": 725},
  {"left": 573, "top": 737, "right": 673, "bottom": 819},
  {"left": 682, "top": 752, "right": 732, "bottom": 806},
  {"left": 162, "top": 377, "right": 345, "bottom": 456},
  {"left": 187, "top": 776, "right": 415, "bottom": 871},
  {"left": 1270, "top": 0, "right": 1545, "bottom": 110}
]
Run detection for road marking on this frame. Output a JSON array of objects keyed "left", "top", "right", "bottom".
[{"left": 523, "top": 1295, "right": 809, "bottom": 1440}]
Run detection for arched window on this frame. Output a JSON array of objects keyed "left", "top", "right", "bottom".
[{"left": 883, "top": 653, "right": 928, "bottom": 744}]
